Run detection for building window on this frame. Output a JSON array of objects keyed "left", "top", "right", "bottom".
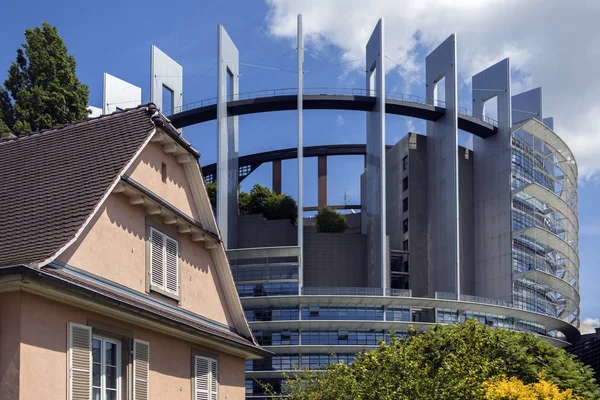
[
  {"left": 92, "top": 336, "right": 121, "bottom": 400},
  {"left": 403, "top": 239, "right": 409, "bottom": 251},
  {"left": 403, "top": 219, "right": 409, "bottom": 233},
  {"left": 148, "top": 227, "right": 179, "bottom": 297},
  {"left": 402, "top": 197, "right": 408, "bottom": 213},
  {"left": 68, "top": 323, "right": 150, "bottom": 400},
  {"left": 402, "top": 156, "right": 408, "bottom": 171},
  {"left": 194, "top": 355, "right": 218, "bottom": 399},
  {"left": 403, "top": 176, "right": 408, "bottom": 191}
]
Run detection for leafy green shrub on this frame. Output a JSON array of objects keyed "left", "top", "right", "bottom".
[
  {"left": 315, "top": 206, "right": 348, "bottom": 233},
  {"left": 283, "top": 319, "right": 600, "bottom": 400},
  {"left": 241, "top": 184, "right": 297, "bottom": 225}
]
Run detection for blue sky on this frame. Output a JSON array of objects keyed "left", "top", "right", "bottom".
[{"left": 1, "top": 0, "right": 598, "bottom": 325}]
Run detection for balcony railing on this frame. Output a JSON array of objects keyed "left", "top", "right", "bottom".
[{"left": 166, "top": 87, "right": 498, "bottom": 127}]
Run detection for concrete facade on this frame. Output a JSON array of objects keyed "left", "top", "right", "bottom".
[
  {"left": 103, "top": 73, "right": 142, "bottom": 114},
  {"left": 303, "top": 226, "right": 367, "bottom": 288},
  {"left": 364, "top": 19, "right": 386, "bottom": 290},
  {"left": 150, "top": 46, "right": 183, "bottom": 114},
  {"left": 472, "top": 58, "right": 513, "bottom": 302},
  {"left": 217, "top": 25, "right": 240, "bottom": 250},
  {"left": 425, "top": 34, "right": 460, "bottom": 295}
]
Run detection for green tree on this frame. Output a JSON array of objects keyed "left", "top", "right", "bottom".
[
  {"left": 315, "top": 206, "right": 348, "bottom": 233},
  {"left": 240, "top": 184, "right": 297, "bottom": 225},
  {"left": 283, "top": 320, "right": 600, "bottom": 400},
  {"left": 1, "top": 22, "right": 89, "bottom": 134},
  {"left": 205, "top": 181, "right": 216, "bottom": 210}
]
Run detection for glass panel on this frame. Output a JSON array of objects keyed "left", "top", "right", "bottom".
[
  {"left": 105, "top": 365, "right": 117, "bottom": 389},
  {"left": 92, "top": 339, "right": 101, "bottom": 362},
  {"left": 92, "top": 387, "right": 101, "bottom": 400},
  {"left": 105, "top": 342, "right": 117, "bottom": 366},
  {"left": 106, "top": 389, "right": 117, "bottom": 400},
  {"left": 92, "top": 363, "right": 101, "bottom": 387}
]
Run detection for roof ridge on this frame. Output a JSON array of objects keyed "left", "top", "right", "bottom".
[{"left": 0, "top": 103, "right": 154, "bottom": 146}]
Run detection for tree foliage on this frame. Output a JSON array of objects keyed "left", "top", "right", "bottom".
[
  {"left": 205, "top": 181, "right": 217, "bottom": 210},
  {"left": 1, "top": 22, "right": 89, "bottom": 134},
  {"left": 284, "top": 320, "right": 600, "bottom": 400},
  {"left": 315, "top": 206, "right": 348, "bottom": 233},
  {"left": 239, "top": 184, "right": 297, "bottom": 225},
  {"left": 482, "top": 374, "right": 582, "bottom": 399}
]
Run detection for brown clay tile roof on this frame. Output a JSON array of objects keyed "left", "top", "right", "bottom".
[{"left": 0, "top": 106, "right": 157, "bottom": 267}]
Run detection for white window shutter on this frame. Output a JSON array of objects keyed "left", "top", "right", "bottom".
[
  {"left": 68, "top": 322, "right": 92, "bottom": 400},
  {"left": 133, "top": 339, "right": 150, "bottom": 400},
  {"left": 194, "top": 356, "right": 210, "bottom": 400},
  {"left": 210, "top": 358, "right": 218, "bottom": 400},
  {"left": 165, "top": 236, "right": 179, "bottom": 294},
  {"left": 150, "top": 228, "right": 165, "bottom": 288}
]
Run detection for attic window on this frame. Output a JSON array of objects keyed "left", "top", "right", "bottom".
[
  {"left": 161, "top": 162, "right": 167, "bottom": 183},
  {"left": 148, "top": 227, "right": 179, "bottom": 298}
]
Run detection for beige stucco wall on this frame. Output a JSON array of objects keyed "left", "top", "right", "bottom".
[
  {"left": 58, "top": 188, "right": 234, "bottom": 328},
  {"left": 17, "top": 292, "right": 245, "bottom": 400},
  {"left": 0, "top": 291, "right": 21, "bottom": 400},
  {"left": 126, "top": 140, "right": 200, "bottom": 221}
]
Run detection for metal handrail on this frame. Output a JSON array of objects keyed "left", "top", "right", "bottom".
[{"left": 166, "top": 87, "right": 498, "bottom": 127}]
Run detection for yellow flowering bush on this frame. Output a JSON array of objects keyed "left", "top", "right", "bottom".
[{"left": 482, "top": 374, "right": 582, "bottom": 399}]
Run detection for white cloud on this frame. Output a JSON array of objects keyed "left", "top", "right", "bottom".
[
  {"left": 583, "top": 317, "right": 600, "bottom": 328},
  {"left": 336, "top": 114, "right": 344, "bottom": 127},
  {"left": 265, "top": 0, "right": 600, "bottom": 180}
]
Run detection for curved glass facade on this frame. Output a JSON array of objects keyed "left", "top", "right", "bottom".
[{"left": 511, "top": 119, "right": 579, "bottom": 326}]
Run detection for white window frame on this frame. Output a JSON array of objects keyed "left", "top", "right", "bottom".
[
  {"left": 92, "top": 335, "right": 122, "bottom": 400},
  {"left": 148, "top": 226, "right": 180, "bottom": 299}
]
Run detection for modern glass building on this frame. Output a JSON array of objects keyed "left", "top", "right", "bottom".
[{"left": 95, "top": 17, "right": 582, "bottom": 399}]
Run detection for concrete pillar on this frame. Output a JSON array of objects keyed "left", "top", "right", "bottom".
[
  {"left": 318, "top": 156, "right": 327, "bottom": 210},
  {"left": 217, "top": 25, "right": 239, "bottom": 250},
  {"left": 365, "top": 18, "right": 386, "bottom": 290},
  {"left": 472, "top": 58, "right": 512, "bottom": 302},
  {"left": 425, "top": 34, "right": 460, "bottom": 296},
  {"left": 273, "top": 160, "right": 282, "bottom": 194}
]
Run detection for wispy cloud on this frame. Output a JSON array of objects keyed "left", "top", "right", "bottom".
[
  {"left": 265, "top": 0, "right": 600, "bottom": 182},
  {"left": 583, "top": 317, "right": 600, "bottom": 328}
]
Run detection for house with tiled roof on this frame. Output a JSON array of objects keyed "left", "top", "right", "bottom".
[{"left": 0, "top": 104, "right": 268, "bottom": 400}]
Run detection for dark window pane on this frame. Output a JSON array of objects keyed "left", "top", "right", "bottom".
[
  {"left": 92, "top": 339, "right": 101, "bottom": 362},
  {"left": 105, "top": 366, "right": 117, "bottom": 389}
]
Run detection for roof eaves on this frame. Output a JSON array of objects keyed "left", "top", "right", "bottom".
[
  {"left": 119, "top": 175, "right": 220, "bottom": 241},
  {"left": 0, "top": 264, "right": 270, "bottom": 358},
  {"left": 147, "top": 104, "right": 201, "bottom": 159}
]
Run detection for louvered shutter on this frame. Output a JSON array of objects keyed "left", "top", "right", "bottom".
[
  {"left": 210, "top": 358, "right": 218, "bottom": 400},
  {"left": 133, "top": 339, "right": 150, "bottom": 400},
  {"left": 150, "top": 228, "right": 165, "bottom": 288},
  {"left": 165, "top": 236, "right": 179, "bottom": 294},
  {"left": 68, "top": 322, "right": 92, "bottom": 400},
  {"left": 194, "top": 356, "right": 210, "bottom": 400}
]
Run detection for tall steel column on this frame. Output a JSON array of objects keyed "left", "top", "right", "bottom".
[
  {"left": 365, "top": 19, "right": 386, "bottom": 290},
  {"left": 425, "top": 34, "right": 460, "bottom": 296},
  {"left": 472, "top": 58, "right": 512, "bottom": 301},
  {"left": 217, "top": 25, "right": 239, "bottom": 249},
  {"left": 297, "top": 14, "right": 304, "bottom": 291}
]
